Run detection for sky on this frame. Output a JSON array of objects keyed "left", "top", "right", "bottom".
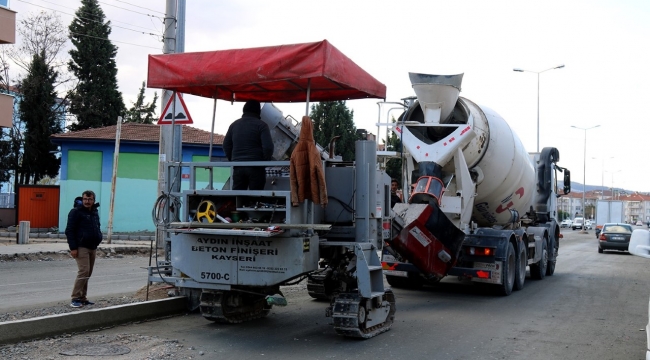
[{"left": 5, "top": 0, "right": 650, "bottom": 192}]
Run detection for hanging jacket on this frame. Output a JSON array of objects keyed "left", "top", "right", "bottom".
[
  {"left": 290, "top": 116, "right": 328, "bottom": 206},
  {"left": 65, "top": 203, "right": 103, "bottom": 250}
]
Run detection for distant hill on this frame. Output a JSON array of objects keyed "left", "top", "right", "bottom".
[{"left": 569, "top": 181, "right": 631, "bottom": 194}]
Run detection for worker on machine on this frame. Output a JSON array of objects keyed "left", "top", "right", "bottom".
[
  {"left": 390, "top": 179, "right": 403, "bottom": 208},
  {"left": 223, "top": 100, "right": 274, "bottom": 190}
]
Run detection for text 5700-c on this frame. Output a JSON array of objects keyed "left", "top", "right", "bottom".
[{"left": 201, "top": 272, "right": 230, "bottom": 280}]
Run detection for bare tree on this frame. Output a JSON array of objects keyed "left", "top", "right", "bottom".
[
  {"left": 0, "top": 12, "right": 69, "bottom": 190},
  {"left": 7, "top": 11, "right": 68, "bottom": 72}
]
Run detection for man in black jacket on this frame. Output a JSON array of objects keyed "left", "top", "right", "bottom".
[
  {"left": 65, "top": 190, "right": 103, "bottom": 308},
  {"left": 223, "top": 100, "right": 274, "bottom": 190}
]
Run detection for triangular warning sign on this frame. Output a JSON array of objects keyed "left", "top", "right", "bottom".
[{"left": 157, "top": 93, "right": 193, "bottom": 125}]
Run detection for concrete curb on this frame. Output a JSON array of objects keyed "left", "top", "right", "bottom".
[{"left": 0, "top": 297, "right": 188, "bottom": 345}]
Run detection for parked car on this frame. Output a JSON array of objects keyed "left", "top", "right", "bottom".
[
  {"left": 584, "top": 220, "right": 593, "bottom": 230},
  {"left": 598, "top": 223, "right": 633, "bottom": 253},
  {"left": 572, "top": 217, "right": 584, "bottom": 230},
  {"left": 636, "top": 220, "right": 643, "bottom": 226},
  {"left": 627, "top": 230, "right": 650, "bottom": 360},
  {"left": 560, "top": 219, "right": 572, "bottom": 228},
  {"left": 595, "top": 225, "right": 603, "bottom": 238}
]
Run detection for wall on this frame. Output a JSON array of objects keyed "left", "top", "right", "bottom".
[
  {"left": 57, "top": 140, "right": 228, "bottom": 233},
  {"left": 0, "top": 93, "right": 12, "bottom": 128},
  {"left": 0, "top": 208, "right": 15, "bottom": 227}
]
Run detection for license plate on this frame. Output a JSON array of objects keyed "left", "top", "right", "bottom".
[
  {"left": 384, "top": 270, "right": 408, "bottom": 277},
  {"left": 611, "top": 236, "right": 625, "bottom": 241},
  {"left": 472, "top": 261, "right": 502, "bottom": 284}
]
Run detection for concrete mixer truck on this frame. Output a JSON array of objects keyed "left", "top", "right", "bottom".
[{"left": 381, "top": 73, "right": 571, "bottom": 295}]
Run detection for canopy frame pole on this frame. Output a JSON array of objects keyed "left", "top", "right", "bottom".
[
  {"left": 170, "top": 90, "right": 177, "bottom": 194},
  {"left": 207, "top": 95, "right": 217, "bottom": 190},
  {"left": 305, "top": 78, "right": 311, "bottom": 116}
]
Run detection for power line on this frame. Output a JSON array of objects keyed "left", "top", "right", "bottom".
[
  {"left": 33, "top": 0, "right": 162, "bottom": 32},
  {"left": 16, "top": 0, "right": 162, "bottom": 38},
  {"left": 112, "top": 0, "right": 166, "bottom": 15},
  {"left": 69, "top": 30, "right": 161, "bottom": 50},
  {"left": 96, "top": 0, "right": 163, "bottom": 19}
]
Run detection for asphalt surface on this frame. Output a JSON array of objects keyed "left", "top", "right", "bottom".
[
  {"left": 71, "top": 229, "right": 649, "bottom": 360},
  {"left": 1, "top": 230, "right": 648, "bottom": 360},
  {"left": 0, "top": 255, "right": 151, "bottom": 312}
]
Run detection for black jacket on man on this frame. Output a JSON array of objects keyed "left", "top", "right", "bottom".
[
  {"left": 65, "top": 203, "right": 102, "bottom": 250},
  {"left": 223, "top": 113, "right": 274, "bottom": 161}
]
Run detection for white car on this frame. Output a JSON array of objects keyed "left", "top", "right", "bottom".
[
  {"left": 584, "top": 220, "right": 593, "bottom": 230},
  {"left": 572, "top": 217, "right": 584, "bottom": 230},
  {"left": 628, "top": 229, "right": 650, "bottom": 360},
  {"left": 560, "top": 219, "right": 572, "bottom": 228}
]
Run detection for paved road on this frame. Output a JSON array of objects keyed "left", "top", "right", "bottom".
[
  {"left": 0, "top": 256, "right": 151, "bottom": 311},
  {"left": 83, "top": 230, "right": 648, "bottom": 360},
  {"left": 2, "top": 230, "right": 648, "bottom": 359}
]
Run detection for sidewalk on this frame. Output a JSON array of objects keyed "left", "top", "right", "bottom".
[{"left": 0, "top": 231, "right": 155, "bottom": 257}]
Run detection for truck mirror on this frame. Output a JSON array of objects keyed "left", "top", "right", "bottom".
[{"left": 563, "top": 169, "right": 571, "bottom": 194}]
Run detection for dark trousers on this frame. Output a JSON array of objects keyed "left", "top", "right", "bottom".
[
  {"left": 232, "top": 167, "right": 266, "bottom": 190},
  {"left": 71, "top": 247, "right": 96, "bottom": 300}
]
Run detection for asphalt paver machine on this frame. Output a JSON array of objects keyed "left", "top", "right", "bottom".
[{"left": 146, "top": 40, "right": 395, "bottom": 338}]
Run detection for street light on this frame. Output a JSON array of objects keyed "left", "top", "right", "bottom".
[
  {"left": 572, "top": 124, "right": 600, "bottom": 233},
  {"left": 606, "top": 169, "right": 622, "bottom": 200},
  {"left": 592, "top": 156, "right": 614, "bottom": 200},
  {"left": 513, "top": 64, "right": 565, "bottom": 152}
]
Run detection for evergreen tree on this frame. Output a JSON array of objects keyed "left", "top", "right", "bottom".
[
  {"left": 124, "top": 81, "right": 158, "bottom": 124},
  {"left": 18, "top": 51, "right": 62, "bottom": 184},
  {"left": 67, "top": 0, "right": 125, "bottom": 131},
  {"left": 309, "top": 101, "right": 357, "bottom": 161}
]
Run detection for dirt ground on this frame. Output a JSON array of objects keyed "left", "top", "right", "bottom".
[{"left": 0, "top": 281, "right": 204, "bottom": 359}]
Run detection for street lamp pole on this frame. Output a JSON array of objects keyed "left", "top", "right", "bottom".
[
  {"left": 572, "top": 125, "right": 600, "bottom": 233},
  {"left": 611, "top": 170, "right": 621, "bottom": 200},
  {"left": 593, "top": 156, "right": 614, "bottom": 200},
  {"left": 514, "top": 64, "right": 565, "bottom": 153}
]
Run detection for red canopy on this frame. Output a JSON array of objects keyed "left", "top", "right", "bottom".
[{"left": 147, "top": 40, "right": 386, "bottom": 103}]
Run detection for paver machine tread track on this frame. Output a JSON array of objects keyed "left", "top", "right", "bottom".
[
  {"left": 200, "top": 289, "right": 274, "bottom": 323},
  {"left": 330, "top": 290, "right": 396, "bottom": 338}
]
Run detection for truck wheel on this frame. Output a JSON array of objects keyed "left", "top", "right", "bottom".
[
  {"left": 497, "top": 242, "right": 515, "bottom": 296},
  {"left": 546, "top": 239, "right": 557, "bottom": 276},
  {"left": 385, "top": 273, "right": 424, "bottom": 289},
  {"left": 513, "top": 242, "right": 526, "bottom": 291},
  {"left": 530, "top": 239, "right": 547, "bottom": 280}
]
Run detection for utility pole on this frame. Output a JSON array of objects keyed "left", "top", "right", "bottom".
[{"left": 156, "top": 0, "right": 185, "bottom": 249}]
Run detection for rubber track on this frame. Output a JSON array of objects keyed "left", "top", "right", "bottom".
[
  {"left": 200, "top": 291, "right": 270, "bottom": 324},
  {"left": 331, "top": 290, "right": 396, "bottom": 339},
  {"left": 307, "top": 271, "right": 332, "bottom": 300}
]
